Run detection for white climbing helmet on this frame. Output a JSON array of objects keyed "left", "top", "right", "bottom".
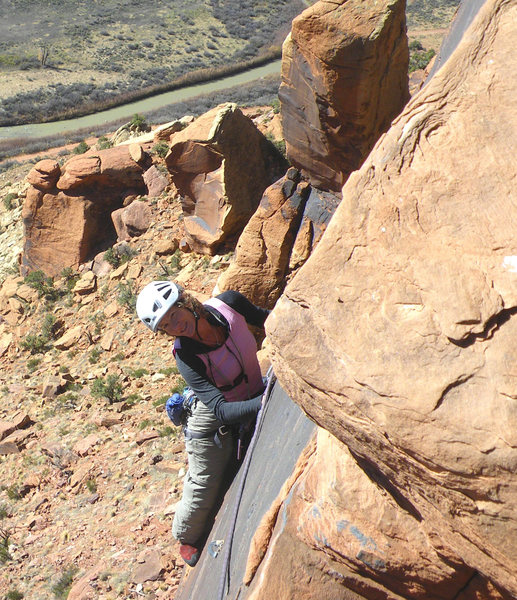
[{"left": 136, "top": 281, "right": 183, "bottom": 332}]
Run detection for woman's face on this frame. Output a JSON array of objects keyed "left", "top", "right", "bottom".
[{"left": 158, "top": 306, "right": 196, "bottom": 337}]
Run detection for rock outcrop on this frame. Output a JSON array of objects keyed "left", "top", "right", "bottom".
[
  {"left": 216, "top": 169, "right": 340, "bottom": 308},
  {"left": 165, "top": 103, "right": 287, "bottom": 254},
  {"left": 264, "top": 0, "right": 517, "bottom": 597},
  {"left": 279, "top": 0, "right": 409, "bottom": 192},
  {"left": 22, "top": 145, "right": 151, "bottom": 276}
]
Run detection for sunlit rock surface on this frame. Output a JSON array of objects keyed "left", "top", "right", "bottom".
[
  {"left": 265, "top": 0, "right": 517, "bottom": 597},
  {"left": 279, "top": 0, "right": 409, "bottom": 193}
]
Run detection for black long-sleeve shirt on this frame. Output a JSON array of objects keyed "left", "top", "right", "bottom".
[{"left": 174, "top": 291, "right": 269, "bottom": 424}]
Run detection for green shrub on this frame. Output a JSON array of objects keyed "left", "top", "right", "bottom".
[
  {"left": 41, "top": 314, "right": 59, "bottom": 340},
  {"left": 170, "top": 377, "right": 186, "bottom": 395},
  {"left": 97, "top": 135, "right": 112, "bottom": 150},
  {"left": 5, "top": 486, "right": 20, "bottom": 501},
  {"left": 409, "top": 47, "right": 436, "bottom": 72},
  {"left": 2, "top": 192, "right": 17, "bottom": 210},
  {"left": 51, "top": 566, "right": 79, "bottom": 599},
  {"left": 0, "top": 504, "right": 8, "bottom": 520},
  {"left": 60, "top": 267, "right": 80, "bottom": 291},
  {"left": 152, "top": 141, "right": 169, "bottom": 158},
  {"left": 89, "top": 311, "right": 106, "bottom": 336},
  {"left": 104, "top": 246, "right": 137, "bottom": 268},
  {"left": 56, "top": 393, "right": 79, "bottom": 411},
  {"left": 127, "top": 367, "right": 148, "bottom": 378},
  {"left": 159, "top": 366, "right": 179, "bottom": 376},
  {"left": 271, "top": 98, "right": 280, "bottom": 114},
  {"left": 24, "top": 270, "right": 60, "bottom": 301},
  {"left": 0, "top": 529, "right": 11, "bottom": 564},
  {"left": 20, "top": 333, "right": 49, "bottom": 355},
  {"left": 85, "top": 479, "right": 97, "bottom": 493},
  {"left": 5, "top": 588, "right": 24, "bottom": 600},
  {"left": 159, "top": 426, "right": 175, "bottom": 437},
  {"left": 117, "top": 281, "right": 136, "bottom": 313},
  {"left": 26, "top": 357, "right": 41, "bottom": 373},
  {"left": 129, "top": 113, "right": 147, "bottom": 131},
  {"left": 125, "top": 393, "right": 142, "bottom": 406},
  {"left": 91, "top": 374, "right": 123, "bottom": 404},
  {"left": 103, "top": 247, "right": 120, "bottom": 268},
  {"left": 409, "top": 39, "right": 424, "bottom": 51},
  {"left": 72, "top": 140, "right": 90, "bottom": 154},
  {"left": 88, "top": 346, "right": 102, "bottom": 364},
  {"left": 153, "top": 395, "right": 169, "bottom": 407},
  {"left": 21, "top": 314, "right": 60, "bottom": 354}
]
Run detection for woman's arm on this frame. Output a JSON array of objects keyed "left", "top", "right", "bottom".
[{"left": 175, "top": 352, "right": 262, "bottom": 424}]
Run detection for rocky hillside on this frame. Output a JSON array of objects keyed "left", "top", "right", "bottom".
[
  {"left": 0, "top": 101, "right": 289, "bottom": 599},
  {"left": 0, "top": 192, "right": 233, "bottom": 600}
]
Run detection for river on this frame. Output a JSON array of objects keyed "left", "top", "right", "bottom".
[{"left": 0, "top": 60, "right": 281, "bottom": 141}]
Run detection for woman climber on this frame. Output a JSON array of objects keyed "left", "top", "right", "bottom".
[{"left": 136, "top": 281, "right": 269, "bottom": 567}]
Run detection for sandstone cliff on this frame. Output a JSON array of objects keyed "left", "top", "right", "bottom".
[{"left": 264, "top": 0, "right": 517, "bottom": 597}]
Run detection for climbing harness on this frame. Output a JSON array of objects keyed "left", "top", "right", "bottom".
[{"left": 216, "top": 367, "right": 276, "bottom": 600}]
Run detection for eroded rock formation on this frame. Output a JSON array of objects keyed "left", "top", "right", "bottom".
[
  {"left": 263, "top": 0, "right": 517, "bottom": 597},
  {"left": 165, "top": 103, "right": 287, "bottom": 254},
  {"left": 280, "top": 0, "right": 409, "bottom": 192},
  {"left": 22, "top": 145, "right": 151, "bottom": 276},
  {"left": 216, "top": 168, "right": 340, "bottom": 309}
]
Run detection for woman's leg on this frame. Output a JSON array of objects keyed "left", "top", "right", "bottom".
[{"left": 172, "top": 431, "right": 233, "bottom": 545}]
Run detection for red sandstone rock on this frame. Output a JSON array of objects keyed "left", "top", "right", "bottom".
[
  {"left": 279, "top": 0, "right": 409, "bottom": 192},
  {"left": 26, "top": 160, "right": 61, "bottom": 190},
  {"left": 111, "top": 200, "right": 152, "bottom": 241},
  {"left": 265, "top": 0, "right": 517, "bottom": 597},
  {"left": 216, "top": 170, "right": 340, "bottom": 309},
  {"left": 143, "top": 165, "right": 169, "bottom": 198},
  {"left": 165, "top": 103, "right": 286, "bottom": 254},
  {"left": 22, "top": 146, "right": 149, "bottom": 276}
]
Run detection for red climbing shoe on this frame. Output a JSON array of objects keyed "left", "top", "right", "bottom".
[{"left": 179, "top": 544, "right": 200, "bottom": 567}]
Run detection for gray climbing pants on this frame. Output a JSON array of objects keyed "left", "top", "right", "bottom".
[{"left": 172, "top": 428, "right": 234, "bottom": 545}]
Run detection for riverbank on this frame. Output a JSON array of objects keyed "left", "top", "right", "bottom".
[
  {"left": 0, "top": 49, "right": 282, "bottom": 128},
  {"left": 0, "top": 73, "right": 281, "bottom": 168}
]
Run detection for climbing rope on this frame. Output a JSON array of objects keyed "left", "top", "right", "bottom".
[{"left": 216, "top": 367, "right": 276, "bottom": 600}]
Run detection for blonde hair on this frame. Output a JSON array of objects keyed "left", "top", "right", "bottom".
[{"left": 177, "top": 290, "right": 211, "bottom": 321}]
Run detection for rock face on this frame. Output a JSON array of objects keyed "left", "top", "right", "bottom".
[
  {"left": 165, "top": 103, "right": 287, "bottom": 254},
  {"left": 279, "top": 0, "right": 409, "bottom": 193},
  {"left": 216, "top": 169, "right": 340, "bottom": 309},
  {"left": 111, "top": 200, "right": 152, "bottom": 242},
  {"left": 22, "top": 146, "right": 150, "bottom": 276},
  {"left": 264, "top": 0, "right": 517, "bottom": 598}
]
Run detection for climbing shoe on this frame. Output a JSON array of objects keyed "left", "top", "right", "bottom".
[{"left": 179, "top": 544, "right": 200, "bottom": 567}]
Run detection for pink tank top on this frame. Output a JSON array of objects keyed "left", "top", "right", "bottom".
[{"left": 198, "top": 298, "right": 264, "bottom": 403}]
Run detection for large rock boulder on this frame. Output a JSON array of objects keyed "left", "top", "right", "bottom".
[
  {"left": 216, "top": 169, "right": 340, "bottom": 309},
  {"left": 165, "top": 103, "right": 287, "bottom": 254},
  {"left": 279, "top": 0, "right": 409, "bottom": 193},
  {"left": 264, "top": 0, "right": 517, "bottom": 597},
  {"left": 22, "top": 145, "right": 150, "bottom": 276}
]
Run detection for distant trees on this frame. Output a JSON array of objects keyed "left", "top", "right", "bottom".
[{"left": 38, "top": 43, "right": 51, "bottom": 67}]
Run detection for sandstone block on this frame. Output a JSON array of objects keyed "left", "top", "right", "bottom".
[
  {"left": 165, "top": 103, "right": 286, "bottom": 254},
  {"left": 73, "top": 271, "right": 96, "bottom": 295},
  {"left": 143, "top": 164, "right": 169, "bottom": 198},
  {"left": 279, "top": 0, "right": 409, "bottom": 192},
  {"left": 111, "top": 200, "right": 152, "bottom": 241},
  {"left": 54, "top": 326, "right": 83, "bottom": 350},
  {"left": 23, "top": 145, "right": 148, "bottom": 276},
  {"left": 26, "top": 160, "right": 61, "bottom": 190}
]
